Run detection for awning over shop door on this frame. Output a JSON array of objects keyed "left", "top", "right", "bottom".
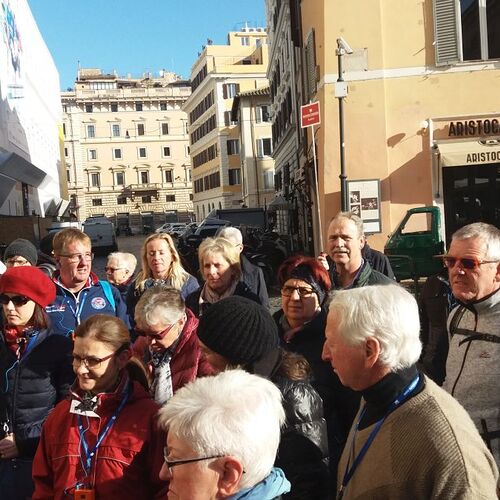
[{"left": 437, "top": 141, "right": 500, "bottom": 167}]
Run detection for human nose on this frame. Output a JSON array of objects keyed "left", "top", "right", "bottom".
[
  {"left": 290, "top": 287, "right": 301, "bottom": 299},
  {"left": 74, "top": 360, "right": 89, "bottom": 374},
  {"left": 159, "top": 462, "right": 171, "bottom": 481},
  {"left": 321, "top": 342, "right": 330, "bottom": 361}
]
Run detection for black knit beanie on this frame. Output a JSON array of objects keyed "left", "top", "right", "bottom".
[
  {"left": 3, "top": 238, "right": 38, "bottom": 265},
  {"left": 197, "top": 296, "right": 279, "bottom": 365}
]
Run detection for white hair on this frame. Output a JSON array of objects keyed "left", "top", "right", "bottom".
[
  {"left": 107, "top": 252, "right": 137, "bottom": 273},
  {"left": 158, "top": 369, "right": 285, "bottom": 490},
  {"left": 452, "top": 222, "right": 500, "bottom": 261},
  {"left": 135, "top": 287, "right": 184, "bottom": 327},
  {"left": 218, "top": 226, "right": 243, "bottom": 245},
  {"left": 330, "top": 211, "right": 365, "bottom": 238},
  {"left": 328, "top": 284, "right": 422, "bottom": 371}
]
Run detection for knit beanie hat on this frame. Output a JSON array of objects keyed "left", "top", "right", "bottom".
[
  {"left": 0, "top": 266, "right": 56, "bottom": 307},
  {"left": 197, "top": 296, "right": 279, "bottom": 365},
  {"left": 3, "top": 238, "right": 38, "bottom": 266}
]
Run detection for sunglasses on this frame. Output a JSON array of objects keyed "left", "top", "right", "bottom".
[
  {"left": 0, "top": 294, "right": 30, "bottom": 306},
  {"left": 139, "top": 322, "right": 177, "bottom": 341},
  {"left": 441, "top": 256, "right": 499, "bottom": 270}
]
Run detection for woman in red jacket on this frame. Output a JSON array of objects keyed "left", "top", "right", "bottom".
[{"left": 32, "top": 315, "right": 167, "bottom": 499}]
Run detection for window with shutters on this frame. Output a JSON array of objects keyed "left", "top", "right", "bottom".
[
  {"left": 257, "top": 138, "right": 273, "bottom": 157},
  {"left": 161, "top": 122, "right": 169, "bottom": 135},
  {"left": 263, "top": 170, "right": 274, "bottom": 189},
  {"left": 137, "top": 123, "right": 145, "bottom": 136},
  {"left": 228, "top": 169, "right": 241, "bottom": 185},
  {"left": 165, "top": 170, "right": 173, "bottom": 183},
  {"left": 91, "top": 173, "right": 101, "bottom": 187},
  {"left": 256, "top": 105, "right": 270, "bottom": 123},
  {"left": 224, "top": 111, "right": 237, "bottom": 126},
  {"left": 222, "top": 83, "right": 240, "bottom": 99},
  {"left": 227, "top": 139, "right": 240, "bottom": 155},
  {"left": 433, "top": 0, "right": 500, "bottom": 65},
  {"left": 304, "top": 29, "right": 317, "bottom": 99}
]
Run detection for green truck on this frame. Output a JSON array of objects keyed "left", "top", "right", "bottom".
[{"left": 384, "top": 206, "right": 445, "bottom": 282}]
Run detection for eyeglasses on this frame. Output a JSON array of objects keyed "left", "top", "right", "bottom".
[
  {"left": 72, "top": 345, "right": 127, "bottom": 369},
  {"left": 58, "top": 252, "right": 94, "bottom": 263},
  {"left": 6, "top": 258, "right": 30, "bottom": 267},
  {"left": 140, "top": 322, "right": 177, "bottom": 341},
  {"left": 105, "top": 267, "right": 125, "bottom": 273},
  {"left": 163, "top": 447, "right": 223, "bottom": 470},
  {"left": 281, "top": 285, "right": 315, "bottom": 297},
  {"left": 0, "top": 294, "right": 30, "bottom": 306},
  {"left": 441, "top": 255, "right": 499, "bottom": 270}
]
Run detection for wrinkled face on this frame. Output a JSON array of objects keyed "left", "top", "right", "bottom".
[
  {"left": 105, "top": 258, "right": 130, "bottom": 285},
  {"left": 57, "top": 240, "right": 92, "bottom": 289},
  {"left": 326, "top": 218, "right": 364, "bottom": 270},
  {"left": 2, "top": 294, "right": 36, "bottom": 328},
  {"left": 202, "top": 252, "right": 233, "bottom": 294},
  {"left": 322, "top": 311, "right": 367, "bottom": 390},
  {"left": 147, "top": 239, "right": 173, "bottom": 279},
  {"left": 160, "top": 433, "right": 221, "bottom": 500},
  {"left": 73, "top": 337, "right": 124, "bottom": 394},
  {"left": 281, "top": 278, "right": 320, "bottom": 325},
  {"left": 199, "top": 341, "right": 229, "bottom": 373},
  {"left": 447, "top": 237, "right": 500, "bottom": 303},
  {"left": 5, "top": 256, "right": 31, "bottom": 268}
]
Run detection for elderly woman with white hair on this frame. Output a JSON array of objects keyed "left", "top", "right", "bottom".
[
  {"left": 185, "top": 237, "right": 260, "bottom": 317},
  {"left": 321, "top": 284, "right": 498, "bottom": 500},
  {"left": 158, "top": 369, "right": 291, "bottom": 499},
  {"left": 105, "top": 252, "right": 137, "bottom": 302}
]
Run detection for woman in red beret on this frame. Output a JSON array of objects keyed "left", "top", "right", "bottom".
[{"left": 0, "top": 266, "right": 74, "bottom": 499}]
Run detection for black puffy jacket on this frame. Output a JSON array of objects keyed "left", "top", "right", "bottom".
[
  {"left": 249, "top": 349, "right": 331, "bottom": 500},
  {"left": 0, "top": 328, "right": 74, "bottom": 457}
]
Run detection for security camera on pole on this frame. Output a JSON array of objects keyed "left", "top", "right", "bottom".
[
  {"left": 336, "top": 37, "right": 353, "bottom": 211},
  {"left": 300, "top": 100, "right": 323, "bottom": 250}
]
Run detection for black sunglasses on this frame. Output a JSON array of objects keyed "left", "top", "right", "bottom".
[
  {"left": 0, "top": 294, "right": 30, "bottom": 306},
  {"left": 441, "top": 256, "right": 499, "bottom": 270}
]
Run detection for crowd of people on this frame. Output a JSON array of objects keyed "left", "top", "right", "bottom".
[{"left": 0, "top": 212, "right": 497, "bottom": 499}]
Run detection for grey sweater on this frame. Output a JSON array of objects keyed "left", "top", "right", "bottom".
[{"left": 443, "top": 288, "right": 500, "bottom": 466}]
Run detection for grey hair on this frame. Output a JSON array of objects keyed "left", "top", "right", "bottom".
[
  {"left": 452, "top": 222, "right": 500, "bottom": 261},
  {"left": 107, "top": 252, "right": 137, "bottom": 273},
  {"left": 158, "top": 369, "right": 285, "bottom": 490},
  {"left": 134, "top": 286, "right": 184, "bottom": 327},
  {"left": 218, "top": 226, "right": 243, "bottom": 245},
  {"left": 328, "top": 284, "right": 421, "bottom": 371},
  {"left": 330, "top": 211, "right": 365, "bottom": 238}
]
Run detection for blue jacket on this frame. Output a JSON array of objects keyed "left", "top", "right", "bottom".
[
  {"left": 229, "top": 468, "right": 290, "bottom": 499},
  {"left": 46, "top": 272, "right": 130, "bottom": 337}
]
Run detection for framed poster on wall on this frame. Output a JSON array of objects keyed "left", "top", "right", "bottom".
[{"left": 346, "top": 179, "right": 381, "bottom": 234}]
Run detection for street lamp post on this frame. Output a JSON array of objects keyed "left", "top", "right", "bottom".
[{"left": 335, "top": 37, "right": 353, "bottom": 211}]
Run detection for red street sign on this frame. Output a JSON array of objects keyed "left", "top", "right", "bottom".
[{"left": 301, "top": 102, "right": 321, "bottom": 128}]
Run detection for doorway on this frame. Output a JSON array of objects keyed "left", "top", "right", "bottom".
[{"left": 443, "top": 163, "right": 500, "bottom": 242}]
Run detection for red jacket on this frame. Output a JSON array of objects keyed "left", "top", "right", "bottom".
[
  {"left": 133, "top": 308, "right": 213, "bottom": 393},
  {"left": 32, "top": 377, "right": 167, "bottom": 500}
]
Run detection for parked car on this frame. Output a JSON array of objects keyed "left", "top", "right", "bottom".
[
  {"left": 83, "top": 217, "right": 118, "bottom": 253},
  {"left": 155, "top": 222, "right": 187, "bottom": 236}
]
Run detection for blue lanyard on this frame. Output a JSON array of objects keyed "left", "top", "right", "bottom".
[
  {"left": 66, "top": 290, "right": 88, "bottom": 326},
  {"left": 22, "top": 331, "right": 39, "bottom": 358},
  {"left": 338, "top": 374, "right": 420, "bottom": 499},
  {"left": 77, "top": 382, "right": 131, "bottom": 475}
]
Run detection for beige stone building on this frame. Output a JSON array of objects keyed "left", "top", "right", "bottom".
[
  {"left": 62, "top": 69, "right": 193, "bottom": 232},
  {"left": 231, "top": 87, "right": 275, "bottom": 209},
  {"left": 268, "top": 0, "right": 500, "bottom": 254},
  {"left": 182, "top": 28, "right": 270, "bottom": 221}
]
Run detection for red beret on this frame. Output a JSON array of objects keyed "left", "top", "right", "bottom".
[{"left": 0, "top": 266, "right": 56, "bottom": 308}]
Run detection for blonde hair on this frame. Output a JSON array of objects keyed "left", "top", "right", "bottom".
[
  {"left": 198, "top": 237, "right": 241, "bottom": 281},
  {"left": 53, "top": 228, "right": 91, "bottom": 255},
  {"left": 135, "top": 233, "right": 190, "bottom": 292}
]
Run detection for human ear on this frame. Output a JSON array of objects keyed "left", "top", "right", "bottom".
[
  {"left": 364, "top": 337, "right": 381, "bottom": 368},
  {"left": 116, "top": 349, "right": 132, "bottom": 369},
  {"left": 217, "top": 456, "right": 244, "bottom": 496}
]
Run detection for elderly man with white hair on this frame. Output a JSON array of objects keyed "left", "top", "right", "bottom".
[
  {"left": 442, "top": 222, "right": 500, "bottom": 467},
  {"left": 158, "top": 369, "right": 291, "bottom": 499},
  {"left": 218, "top": 226, "right": 269, "bottom": 308},
  {"left": 322, "top": 284, "right": 498, "bottom": 499}
]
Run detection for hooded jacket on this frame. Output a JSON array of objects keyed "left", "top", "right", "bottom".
[{"left": 32, "top": 376, "right": 167, "bottom": 500}]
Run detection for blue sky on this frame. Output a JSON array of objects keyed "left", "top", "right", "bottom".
[{"left": 28, "top": 0, "right": 266, "bottom": 90}]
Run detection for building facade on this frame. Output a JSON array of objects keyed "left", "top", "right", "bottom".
[
  {"left": 62, "top": 69, "right": 193, "bottom": 231},
  {"left": 265, "top": 0, "right": 314, "bottom": 254},
  {"left": 231, "top": 87, "right": 275, "bottom": 209},
  {"left": 299, "top": 0, "right": 500, "bottom": 253},
  {"left": 183, "top": 28, "right": 269, "bottom": 221}
]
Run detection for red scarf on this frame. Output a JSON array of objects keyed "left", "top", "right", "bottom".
[{"left": 3, "top": 326, "right": 27, "bottom": 357}]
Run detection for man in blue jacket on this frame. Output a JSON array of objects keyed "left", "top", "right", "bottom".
[{"left": 46, "top": 228, "right": 129, "bottom": 337}]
